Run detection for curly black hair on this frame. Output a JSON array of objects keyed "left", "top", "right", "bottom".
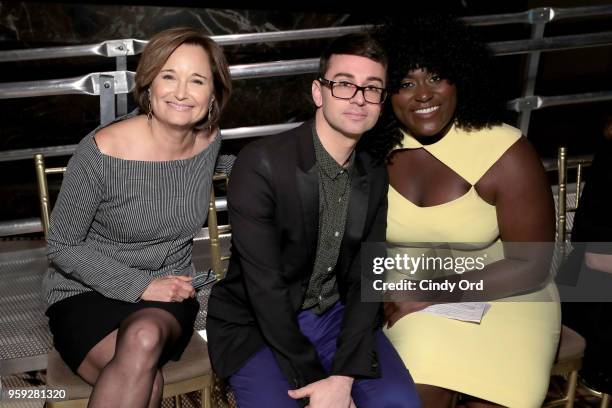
[{"left": 359, "top": 14, "right": 506, "bottom": 163}]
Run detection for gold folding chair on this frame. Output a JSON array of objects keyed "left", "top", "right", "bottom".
[
  {"left": 34, "top": 154, "right": 66, "bottom": 237},
  {"left": 556, "top": 146, "right": 591, "bottom": 243},
  {"left": 578, "top": 385, "right": 612, "bottom": 408},
  {"left": 206, "top": 172, "right": 240, "bottom": 406},
  {"left": 544, "top": 325, "right": 586, "bottom": 408},
  {"left": 34, "top": 153, "right": 213, "bottom": 408},
  {"left": 544, "top": 146, "right": 595, "bottom": 408},
  {"left": 554, "top": 147, "right": 610, "bottom": 407},
  {"left": 207, "top": 172, "right": 231, "bottom": 280}
]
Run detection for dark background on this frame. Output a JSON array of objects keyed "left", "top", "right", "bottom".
[{"left": 0, "top": 0, "right": 611, "bottom": 224}]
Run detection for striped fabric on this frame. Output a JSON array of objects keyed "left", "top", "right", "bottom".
[
  {"left": 215, "top": 154, "right": 236, "bottom": 175},
  {"left": 43, "top": 128, "right": 225, "bottom": 306}
]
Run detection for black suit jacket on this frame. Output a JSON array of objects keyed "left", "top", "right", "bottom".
[{"left": 207, "top": 121, "right": 388, "bottom": 389}]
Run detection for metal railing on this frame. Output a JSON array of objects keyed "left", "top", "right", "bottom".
[
  {"left": 507, "top": 90, "right": 612, "bottom": 113},
  {"left": 489, "top": 31, "right": 612, "bottom": 55},
  {"left": 0, "top": 71, "right": 135, "bottom": 99},
  {"left": 0, "top": 27, "right": 365, "bottom": 62},
  {"left": 0, "top": 29, "right": 610, "bottom": 136},
  {"left": 1, "top": 5, "right": 611, "bottom": 63},
  {"left": 0, "top": 122, "right": 302, "bottom": 162},
  {"left": 0, "top": 197, "right": 230, "bottom": 237},
  {"left": 0, "top": 6, "right": 610, "bottom": 132},
  {"left": 0, "top": 5, "right": 611, "bottom": 237},
  {"left": 4, "top": 29, "right": 612, "bottom": 99}
]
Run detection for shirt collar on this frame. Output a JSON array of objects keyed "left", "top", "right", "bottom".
[{"left": 312, "top": 123, "right": 354, "bottom": 179}]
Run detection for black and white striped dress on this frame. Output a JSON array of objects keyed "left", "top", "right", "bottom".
[{"left": 43, "top": 116, "right": 224, "bottom": 372}]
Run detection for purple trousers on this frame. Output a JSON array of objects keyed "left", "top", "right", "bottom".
[{"left": 229, "top": 301, "right": 421, "bottom": 407}]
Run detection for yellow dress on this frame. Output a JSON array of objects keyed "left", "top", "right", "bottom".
[{"left": 385, "top": 123, "right": 561, "bottom": 407}]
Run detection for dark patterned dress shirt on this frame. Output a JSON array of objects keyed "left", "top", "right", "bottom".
[{"left": 302, "top": 126, "right": 354, "bottom": 314}]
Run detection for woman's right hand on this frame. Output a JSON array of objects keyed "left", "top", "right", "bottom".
[{"left": 141, "top": 276, "right": 195, "bottom": 302}]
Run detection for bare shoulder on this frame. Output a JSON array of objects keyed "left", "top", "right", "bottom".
[
  {"left": 476, "top": 135, "right": 551, "bottom": 209},
  {"left": 478, "top": 135, "right": 555, "bottom": 241},
  {"left": 496, "top": 136, "right": 541, "bottom": 172},
  {"left": 480, "top": 136, "right": 544, "bottom": 187},
  {"left": 93, "top": 116, "right": 147, "bottom": 157}
]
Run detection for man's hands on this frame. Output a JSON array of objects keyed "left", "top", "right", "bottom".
[
  {"left": 288, "top": 375, "right": 355, "bottom": 408},
  {"left": 141, "top": 276, "right": 195, "bottom": 302}
]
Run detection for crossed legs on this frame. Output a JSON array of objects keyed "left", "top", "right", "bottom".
[{"left": 76, "top": 308, "right": 183, "bottom": 408}]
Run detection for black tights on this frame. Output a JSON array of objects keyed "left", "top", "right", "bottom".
[{"left": 77, "top": 308, "right": 183, "bottom": 408}]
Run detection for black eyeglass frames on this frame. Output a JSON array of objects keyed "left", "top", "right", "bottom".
[{"left": 318, "top": 77, "right": 387, "bottom": 104}]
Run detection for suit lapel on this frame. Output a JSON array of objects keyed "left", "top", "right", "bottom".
[
  {"left": 295, "top": 121, "right": 319, "bottom": 256},
  {"left": 343, "top": 152, "right": 370, "bottom": 250}
]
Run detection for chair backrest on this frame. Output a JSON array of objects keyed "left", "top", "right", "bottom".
[
  {"left": 207, "top": 172, "right": 231, "bottom": 280},
  {"left": 34, "top": 153, "right": 66, "bottom": 239},
  {"left": 556, "top": 147, "right": 591, "bottom": 243}
]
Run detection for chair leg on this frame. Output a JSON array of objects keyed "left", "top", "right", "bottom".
[
  {"left": 203, "top": 385, "right": 212, "bottom": 408},
  {"left": 564, "top": 370, "right": 578, "bottom": 408},
  {"left": 601, "top": 393, "right": 611, "bottom": 408},
  {"left": 175, "top": 394, "right": 182, "bottom": 408}
]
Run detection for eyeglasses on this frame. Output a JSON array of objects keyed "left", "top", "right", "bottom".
[{"left": 318, "top": 77, "right": 387, "bottom": 104}]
